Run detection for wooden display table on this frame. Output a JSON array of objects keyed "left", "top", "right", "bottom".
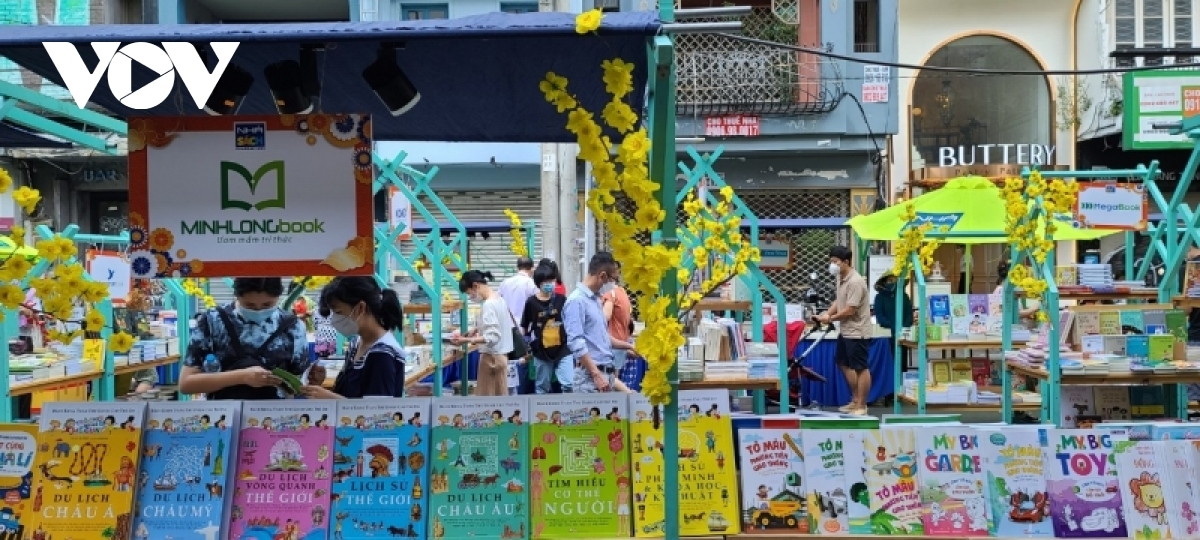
[
  {"left": 897, "top": 385, "right": 1041, "bottom": 411},
  {"left": 694, "top": 299, "right": 752, "bottom": 312},
  {"left": 900, "top": 339, "right": 1025, "bottom": 350},
  {"left": 11, "top": 370, "right": 103, "bottom": 397},
  {"left": 1007, "top": 360, "right": 1200, "bottom": 385},
  {"left": 1019, "top": 290, "right": 1159, "bottom": 301},
  {"left": 404, "top": 301, "right": 464, "bottom": 315},
  {"left": 679, "top": 378, "right": 780, "bottom": 391},
  {"left": 115, "top": 355, "right": 181, "bottom": 376}
]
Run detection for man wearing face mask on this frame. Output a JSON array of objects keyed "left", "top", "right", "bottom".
[
  {"left": 179, "top": 278, "right": 311, "bottom": 401},
  {"left": 563, "top": 252, "right": 636, "bottom": 393},
  {"left": 815, "top": 246, "right": 872, "bottom": 416}
]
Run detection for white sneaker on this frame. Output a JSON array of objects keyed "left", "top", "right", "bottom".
[
  {"left": 849, "top": 407, "right": 870, "bottom": 416},
  {"left": 837, "top": 403, "right": 855, "bottom": 412}
]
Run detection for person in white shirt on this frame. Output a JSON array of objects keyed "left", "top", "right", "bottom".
[
  {"left": 451, "top": 270, "right": 514, "bottom": 396},
  {"left": 498, "top": 257, "right": 538, "bottom": 322}
]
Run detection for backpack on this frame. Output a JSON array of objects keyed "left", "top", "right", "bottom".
[{"left": 539, "top": 296, "right": 564, "bottom": 350}]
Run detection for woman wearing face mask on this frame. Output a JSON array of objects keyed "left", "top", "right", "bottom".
[
  {"left": 521, "top": 261, "right": 571, "bottom": 393},
  {"left": 301, "top": 277, "right": 406, "bottom": 399},
  {"left": 179, "top": 278, "right": 310, "bottom": 400},
  {"left": 451, "top": 270, "right": 513, "bottom": 396}
]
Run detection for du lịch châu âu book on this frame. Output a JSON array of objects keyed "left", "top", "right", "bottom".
[
  {"left": 26, "top": 401, "right": 147, "bottom": 540},
  {"left": 131, "top": 401, "right": 241, "bottom": 540},
  {"left": 230, "top": 401, "right": 336, "bottom": 540},
  {"left": 332, "top": 398, "right": 432, "bottom": 540},
  {"left": 430, "top": 397, "right": 528, "bottom": 540},
  {"left": 529, "top": 394, "right": 631, "bottom": 538},
  {"left": 629, "top": 389, "right": 740, "bottom": 537},
  {"left": 0, "top": 424, "right": 39, "bottom": 540}
]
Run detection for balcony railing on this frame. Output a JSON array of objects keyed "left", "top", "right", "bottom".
[{"left": 674, "top": 8, "right": 845, "bottom": 116}]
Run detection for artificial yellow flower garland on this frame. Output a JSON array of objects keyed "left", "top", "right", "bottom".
[
  {"left": 1000, "top": 171, "right": 1078, "bottom": 322},
  {"left": 503, "top": 208, "right": 529, "bottom": 258},
  {"left": 0, "top": 167, "right": 135, "bottom": 353},
  {"left": 889, "top": 203, "right": 941, "bottom": 279},
  {"left": 538, "top": 11, "right": 760, "bottom": 404}
]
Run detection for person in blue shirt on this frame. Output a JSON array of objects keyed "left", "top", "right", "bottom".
[
  {"left": 302, "top": 277, "right": 407, "bottom": 399},
  {"left": 179, "top": 278, "right": 309, "bottom": 400}
]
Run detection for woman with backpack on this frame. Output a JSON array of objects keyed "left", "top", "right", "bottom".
[{"left": 521, "top": 261, "right": 572, "bottom": 393}]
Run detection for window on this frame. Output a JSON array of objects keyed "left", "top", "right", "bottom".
[
  {"left": 853, "top": 0, "right": 880, "bottom": 53},
  {"left": 1113, "top": 0, "right": 1197, "bottom": 66},
  {"left": 500, "top": 2, "right": 539, "bottom": 13},
  {"left": 397, "top": 3, "right": 449, "bottom": 19}
]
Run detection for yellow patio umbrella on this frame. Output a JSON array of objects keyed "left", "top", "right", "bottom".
[{"left": 847, "top": 176, "right": 1118, "bottom": 244}]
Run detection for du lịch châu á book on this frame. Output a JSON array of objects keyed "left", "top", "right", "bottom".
[
  {"left": 529, "top": 394, "right": 630, "bottom": 538},
  {"left": 736, "top": 426, "right": 806, "bottom": 534},
  {"left": 230, "top": 401, "right": 336, "bottom": 540},
  {"left": 332, "top": 398, "right": 432, "bottom": 540},
  {"left": 27, "top": 401, "right": 147, "bottom": 540},
  {"left": 629, "top": 389, "right": 740, "bottom": 537},
  {"left": 1045, "top": 428, "right": 1129, "bottom": 538},
  {"left": 430, "top": 397, "right": 528, "bottom": 539},
  {"left": 132, "top": 401, "right": 241, "bottom": 540},
  {"left": 0, "top": 424, "right": 39, "bottom": 540}
]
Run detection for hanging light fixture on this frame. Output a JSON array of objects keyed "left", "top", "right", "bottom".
[
  {"left": 363, "top": 43, "right": 421, "bottom": 117},
  {"left": 934, "top": 80, "right": 954, "bottom": 127}
]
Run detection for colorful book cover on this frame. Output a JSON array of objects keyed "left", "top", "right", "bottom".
[
  {"left": 1074, "top": 312, "right": 1100, "bottom": 337},
  {"left": 986, "top": 294, "right": 1004, "bottom": 335},
  {"left": 736, "top": 428, "right": 806, "bottom": 534},
  {"left": 1060, "top": 387, "right": 1096, "bottom": 428},
  {"left": 230, "top": 401, "right": 336, "bottom": 540},
  {"left": 966, "top": 295, "right": 988, "bottom": 335},
  {"left": 430, "top": 396, "right": 528, "bottom": 540},
  {"left": 1148, "top": 335, "right": 1175, "bottom": 363},
  {"left": 27, "top": 401, "right": 147, "bottom": 540},
  {"left": 630, "top": 390, "right": 739, "bottom": 537},
  {"left": 529, "top": 394, "right": 629, "bottom": 538},
  {"left": 914, "top": 427, "right": 989, "bottom": 536},
  {"left": 842, "top": 428, "right": 873, "bottom": 534},
  {"left": 1143, "top": 309, "right": 1166, "bottom": 334},
  {"left": 928, "top": 295, "right": 950, "bottom": 326},
  {"left": 979, "top": 426, "right": 1051, "bottom": 537},
  {"left": 133, "top": 401, "right": 241, "bottom": 540},
  {"left": 798, "top": 417, "right": 878, "bottom": 535},
  {"left": 332, "top": 398, "right": 431, "bottom": 540},
  {"left": 1126, "top": 335, "right": 1149, "bottom": 360},
  {"left": 1098, "top": 312, "right": 1121, "bottom": 335},
  {"left": 1129, "top": 387, "right": 1166, "bottom": 419},
  {"left": 1169, "top": 441, "right": 1200, "bottom": 537},
  {"left": 1115, "top": 441, "right": 1169, "bottom": 539},
  {"left": 948, "top": 295, "right": 969, "bottom": 335},
  {"left": 1119, "top": 310, "right": 1145, "bottom": 334},
  {"left": 1092, "top": 388, "right": 1131, "bottom": 420},
  {"left": 0, "top": 424, "right": 38, "bottom": 539},
  {"left": 861, "top": 426, "right": 922, "bottom": 535},
  {"left": 1044, "top": 428, "right": 1128, "bottom": 538},
  {"left": 1102, "top": 335, "right": 1127, "bottom": 356}
]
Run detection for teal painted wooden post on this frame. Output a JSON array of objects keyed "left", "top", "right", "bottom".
[{"left": 0, "top": 81, "right": 126, "bottom": 154}]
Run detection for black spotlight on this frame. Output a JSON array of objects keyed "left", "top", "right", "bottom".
[
  {"left": 265, "top": 60, "right": 313, "bottom": 115},
  {"left": 362, "top": 44, "right": 420, "bottom": 117},
  {"left": 202, "top": 50, "right": 253, "bottom": 116}
]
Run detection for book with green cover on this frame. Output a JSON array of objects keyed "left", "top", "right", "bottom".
[{"left": 1119, "top": 310, "right": 1144, "bottom": 334}]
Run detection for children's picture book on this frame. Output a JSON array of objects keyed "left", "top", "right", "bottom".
[
  {"left": 332, "top": 398, "right": 431, "bottom": 540},
  {"left": 630, "top": 390, "right": 739, "bottom": 537},
  {"left": 861, "top": 423, "right": 925, "bottom": 536},
  {"left": 1060, "top": 387, "right": 1096, "bottom": 429},
  {"left": 842, "top": 429, "right": 872, "bottom": 535},
  {"left": 914, "top": 427, "right": 989, "bottom": 536},
  {"left": 1044, "top": 428, "right": 1129, "bottom": 538},
  {"left": 1115, "top": 441, "right": 1170, "bottom": 540},
  {"left": 979, "top": 426, "right": 1051, "bottom": 537},
  {"left": 27, "top": 401, "right": 147, "bottom": 540},
  {"left": 799, "top": 417, "right": 871, "bottom": 535},
  {"left": 1171, "top": 441, "right": 1200, "bottom": 537},
  {"left": 736, "top": 427, "right": 806, "bottom": 534},
  {"left": 528, "top": 394, "right": 630, "bottom": 538},
  {"left": 0, "top": 424, "right": 38, "bottom": 539},
  {"left": 949, "top": 295, "right": 969, "bottom": 336},
  {"left": 229, "top": 401, "right": 336, "bottom": 540},
  {"left": 133, "top": 401, "right": 241, "bottom": 540},
  {"left": 430, "top": 397, "right": 528, "bottom": 539}
]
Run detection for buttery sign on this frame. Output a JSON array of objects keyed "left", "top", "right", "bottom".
[{"left": 127, "top": 115, "right": 375, "bottom": 278}]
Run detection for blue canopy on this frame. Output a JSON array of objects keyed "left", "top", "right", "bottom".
[
  {"left": 0, "top": 12, "right": 658, "bottom": 142},
  {"left": 0, "top": 122, "right": 71, "bottom": 148}
]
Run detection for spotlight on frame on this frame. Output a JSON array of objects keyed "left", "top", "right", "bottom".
[
  {"left": 362, "top": 43, "right": 421, "bottom": 117},
  {"left": 196, "top": 45, "right": 254, "bottom": 116}
]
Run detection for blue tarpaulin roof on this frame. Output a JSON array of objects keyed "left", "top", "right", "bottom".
[
  {"left": 0, "top": 122, "right": 71, "bottom": 148},
  {"left": 0, "top": 12, "right": 658, "bottom": 142}
]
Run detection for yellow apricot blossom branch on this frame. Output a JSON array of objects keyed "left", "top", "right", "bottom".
[
  {"left": 503, "top": 208, "right": 529, "bottom": 258},
  {"left": 1001, "top": 171, "right": 1078, "bottom": 322}
]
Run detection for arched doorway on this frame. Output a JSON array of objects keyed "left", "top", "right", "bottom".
[{"left": 910, "top": 35, "right": 1054, "bottom": 170}]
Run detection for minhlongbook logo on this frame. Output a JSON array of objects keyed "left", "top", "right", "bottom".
[
  {"left": 42, "top": 42, "right": 240, "bottom": 110},
  {"left": 220, "top": 161, "right": 286, "bottom": 211}
]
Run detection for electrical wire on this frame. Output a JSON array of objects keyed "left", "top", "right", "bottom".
[{"left": 715, "top": 33, "right": 1200, "bottom": 76}]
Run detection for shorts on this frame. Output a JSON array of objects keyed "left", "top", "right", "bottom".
[{"left": 835, "top": 337, "right": 870, "bottom": 372}]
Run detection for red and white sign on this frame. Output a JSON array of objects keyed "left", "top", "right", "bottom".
[{"left": 704, "top": 115, "right": 760, "bottom": 137}]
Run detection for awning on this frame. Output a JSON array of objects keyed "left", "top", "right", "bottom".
[
  {"left": 0, "top": 121, "right": 72, "bottom": 148},
  {"left": 0, "top": 12, "right": 659, "bottom": 143}
]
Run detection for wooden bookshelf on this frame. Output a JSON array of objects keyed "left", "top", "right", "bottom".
[
  {"left": 897, "top": 388, "right": 1041, "bottom": 411},
  {"left": 1018, "top": 290, "right": 1159, "bottom": 301},
  {"left": 900, "top": 339, "right": 1025, "bottom": 350},
  {"left": 404, "top": 301, "right": 464, "bottom": 315},
  {"left": 679, "top": 378, "right": 779, "bottom": 391},
  {"left": 694, "top": 299, "right": 752, "bottom": 312},
  {"left": 10, "top": 371, "right": 103, "bottom": 397},
  {"left": 115, "top": 355, "right": 181, "bottom": 376},
  {"left": 1007, "top": 360, "right": 1200, "bottom": 386}
]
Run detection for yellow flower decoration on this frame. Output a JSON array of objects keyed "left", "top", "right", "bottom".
[
  {"left": 83, "top": 308, "right": 107, "bottom": 332},
  {"left": 149, "top": 228, "right": 175, "bottom": 251},
  {"left": 1001, "top": 171, "right": 1077, "bottom": 322},
  {"left": 0, "top": 168, "right": 11, "bottom": 193},
  {"left": 108, "top": 331, "right": 135, "bottom": 354},
  {"left": 503, "top": 208, "right": 529, "bottom": 258},
  {"left": 11, "top": 186, "right": 39, "bottom": 214},
  {"left": 575, "top": 9, "right": 602, "bottom": 34}
]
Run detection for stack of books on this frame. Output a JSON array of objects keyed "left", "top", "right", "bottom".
[{"left": 1076, "top": 263, "right": 1115, "bottom": 291}]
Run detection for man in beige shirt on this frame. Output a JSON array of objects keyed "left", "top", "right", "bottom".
[{"left": 816, "top": 245, "right": 872, "bottom": 416}]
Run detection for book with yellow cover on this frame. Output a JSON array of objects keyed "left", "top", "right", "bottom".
[
  {"left": 630, "top": 390, "right": 739, "bottom": 537},
  {"left": 27, "top": 401, "right": 147, "bottom": 540}
]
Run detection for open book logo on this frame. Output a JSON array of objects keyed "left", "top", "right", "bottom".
[{"left": 220, "top": 161, "right": 285, "bottom": 211}]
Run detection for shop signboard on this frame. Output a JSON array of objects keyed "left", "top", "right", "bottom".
[
  {"left": 1073, "top": 182, "right": 1149, "bottom": 231},
  {"left": 758, "top": 239, "right": 792, "bottom": 269},
  {"left": 1123, "top": 70, "right": 1200, "bottom": 150},
  {"left": 704, "top": 115, "right": 760, "bottom": 137},
  {"left": 86, "top": 249, "right": 131, "bottom": 303},
  {"left": 389, "top": 186, "right": 413, "bottom": 241},
  {"left": 128, "top": 115, "right": 375, "bottom": 278}
]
